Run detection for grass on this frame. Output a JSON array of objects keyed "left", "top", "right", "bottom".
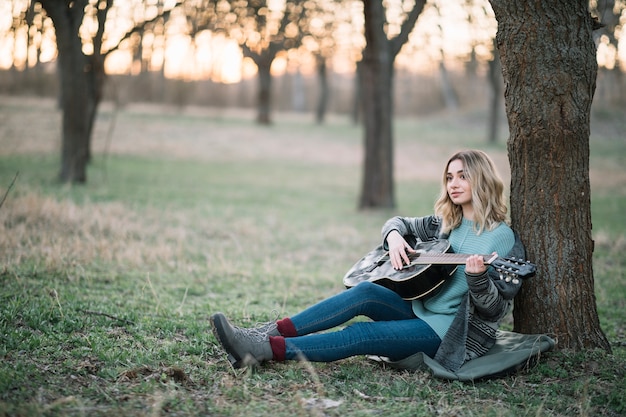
[{"left": 0, "top": 97, "right": 625, "bottom": 416}]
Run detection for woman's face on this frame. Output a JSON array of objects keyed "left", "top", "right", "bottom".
[{"left": 446, "top": 159, "right": 472, "bottom": 207}]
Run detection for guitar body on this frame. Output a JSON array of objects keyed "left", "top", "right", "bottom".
[{"left": 343, "top": 240, "right": 456, "bottom": 300}]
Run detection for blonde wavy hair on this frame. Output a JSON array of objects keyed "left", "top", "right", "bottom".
[{"left": 434, "top": 150, "right": 508, "bottom": 235}]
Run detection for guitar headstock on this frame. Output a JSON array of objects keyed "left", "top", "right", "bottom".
[{"left": 491, "top": 257, "right": 537, "bottom": 284}]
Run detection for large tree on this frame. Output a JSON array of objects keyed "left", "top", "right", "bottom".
[
  {"left": 358, "top": 0, "right": 426, "bottom": 209},
  {"left": 489, "top": 0, "right": 611, "bottom": 351}
]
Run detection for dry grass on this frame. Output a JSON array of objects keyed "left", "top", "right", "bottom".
[{"left": 1, "top": 193, "right": 147, "bottom": 269}]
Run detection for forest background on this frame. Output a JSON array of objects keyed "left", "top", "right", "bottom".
[{"left": 1, "top": 0, "right": 624, "bottom": 119}]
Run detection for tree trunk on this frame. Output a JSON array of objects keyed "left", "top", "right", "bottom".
[
  {"left": 358, "top": 0, "right": 395, "bottom": 209},
  {"left": 315, "top": 55, "right": 329, "bottom": 124},
  {"left": 85, "top": 54, "right": 106, "bottom": 163},
  {"left": 486, "top": 41, "right": 502, "bottom": 144},
  {"left": 24, "top": 0, "right": 37, "bottom": 72},
  {"left": 256, "top": 62, "right": 272, "bottom": 125},
  {"left": 358, "top": 0, "right": 425, "bottom": 209},
  {"left": 242, "top": 44, "right": 276, "bottom": 126},
  {"left": 40, "top": 0, "right": 91, "bottom": 184},
  {"left": 85, "top": 0, "right": 111, "bottom": 163},
  {"left": 490, "top": 0, "right": 611, "bottom": 352},
  {"left": 438, "top": 60, "right": 459, "bottom": 111},
  {"left": 351, "top": 62, "right": 361, "bottom": 126},
  {"left": 291, "top": 70, "right": 306, "bottom": 112}
]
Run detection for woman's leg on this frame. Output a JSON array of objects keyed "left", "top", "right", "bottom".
[
  {"left": 285, "top": 281, "right": 416, "bottom": 336},
  {"left": 210, "top": 282, "right": 437, "bottom": 367},
  {"left": 281, "top": 318, "right": 441, "bottom": 362}
]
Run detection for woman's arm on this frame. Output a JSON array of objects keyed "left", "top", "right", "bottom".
[
  {"left": 381, "top": 216, "right": 443, "bottom": 270},
  {"left": 466, "top": 232, "right": 526, "bottom": 321},
  {"left": 381, "top": 215, "right": 442, "bottom": 247},
  {"left": 466, "top": 271, "right": 512, "bottom": 321}
]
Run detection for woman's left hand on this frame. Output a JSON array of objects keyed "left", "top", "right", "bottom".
[{"left": 465, "top": 254, "right": 489, "bottom": 275}]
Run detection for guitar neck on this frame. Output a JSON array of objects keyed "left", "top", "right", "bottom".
[{"left": 407, "top": 252, "right": 498, "bottom": 266}]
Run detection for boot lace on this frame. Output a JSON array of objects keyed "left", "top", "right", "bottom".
[{"left": 237, "top": 310, "right": 280, "bottom": 341}]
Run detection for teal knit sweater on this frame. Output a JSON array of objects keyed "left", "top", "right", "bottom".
[{"left": 410, "top": 218, "right": 515, "bottom": 339}]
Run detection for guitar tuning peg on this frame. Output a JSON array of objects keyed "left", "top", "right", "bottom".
[
  {"left": 512, "top": 278, "right": 519, "bottom": 285},
  {"left": 505, "top": 276, "right": 511, "bottom": 283}
]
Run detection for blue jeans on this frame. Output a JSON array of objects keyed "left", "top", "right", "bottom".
[{"left": 284, "top": 281, "right": 441, "bottom": 362}]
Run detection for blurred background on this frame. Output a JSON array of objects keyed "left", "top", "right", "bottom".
[{"left": 1, "top": 0, "right": 623, "bottom": 117}]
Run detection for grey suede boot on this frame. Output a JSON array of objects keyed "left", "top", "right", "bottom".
[{"left": 210, "top": 312, "right": 277, "bottom": 368}]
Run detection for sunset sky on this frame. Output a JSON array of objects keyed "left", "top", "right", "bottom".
[{"left": 0, "top": 0, "right": 623, "bottom": 82}]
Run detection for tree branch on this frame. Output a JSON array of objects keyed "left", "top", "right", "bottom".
[
  {"left": 0, "top": 171, "right": 19, "bottom": 211},
  {"left": 390, "top": 0, "right": 427, "bottom": 57},
  {"left": 102, "top": 2, "right": 184, "bottom": 58}
]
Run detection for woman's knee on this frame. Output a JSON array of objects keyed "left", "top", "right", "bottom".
[{"left": 352, "top": 281, "right": 387, "bottom": 299}]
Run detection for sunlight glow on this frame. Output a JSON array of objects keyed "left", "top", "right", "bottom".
[
  {"left": 145, "top": 31, "right": 247, "bottom": 83},
  {"left": 0, "top": 0, "right": 623, "bottom": 80},
  {"left": 619, "top": 26, "right": 626, "bottom": 71},
  {"left": 210, "top": 36, "right": 244, "bottom": 83},
  {"left": 105, "top": 50, "right": 133, "bottom": 75},
  {"left": 597, "top": 35, "right": 617, "bottom": 70}
]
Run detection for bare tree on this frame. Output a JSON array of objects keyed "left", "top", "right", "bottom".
[
  {"left": 358, "top": 0, "right": 426, "bottom": 209},
  {"left": 23, "top": 1, "right": 40, "bottom": 73},
  {"left": 432, "top": 2, "right": 459, "bottom": 111},
  {"left": 35, "top": 0, "right": 179, "bottom": 183},
  {"left": 489, "top": 0, "right": 611, "bottom": 351},
  {"left": 590, "top": 0, "right": 625, "bottom": 104},
  {"left": 298, "top": 0, "right": 342, "bottom": 124},
  {"left": 205, "top": 0, "right": 308, "bottom": 124},
  {"left": 590, "top": 0, "right": 623, "bottom": 67},
  {"left": 462, "top": 1, "right": 502, "bottom": 143},
  {"left": 38, "top": 0, "right": 93, "bottom": 183}
]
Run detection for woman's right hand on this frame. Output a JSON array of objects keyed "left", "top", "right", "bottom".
[{"left": 386, "top": 230, "right": 416, "bottom": 270}]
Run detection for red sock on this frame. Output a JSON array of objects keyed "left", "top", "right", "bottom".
[
  {"left": 276, "top": 317, "right": 297, "bottom": 337},
  {"left": 269, "top": 336, "right": 286, "bottom": 361}
]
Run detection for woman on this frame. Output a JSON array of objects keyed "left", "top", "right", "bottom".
[{"left": 211, "top": 150, "right": 525, "bottom": 372}]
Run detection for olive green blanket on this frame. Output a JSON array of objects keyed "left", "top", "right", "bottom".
[{"left": 371, "top": 330, "right": 555, "bottom": 381}]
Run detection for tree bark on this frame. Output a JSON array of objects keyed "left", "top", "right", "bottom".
[{"left": 489, "top": 0, "right": 611, "bottom": 351}]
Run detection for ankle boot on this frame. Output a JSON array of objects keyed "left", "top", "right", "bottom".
[
  {"left": 252, "top": 320, "right": 280, "bottom": 337},
  {"left": 210, "top": 312, "right": 275, "bottom": 368}
]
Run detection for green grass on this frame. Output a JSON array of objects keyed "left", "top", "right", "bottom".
[{"left": 0, "top": 102, "right": 624, "bottom": 416}]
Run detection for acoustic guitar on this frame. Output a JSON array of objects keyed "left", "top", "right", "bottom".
[{"left": 343, "top": 239, "right": 536, "bottom": 300}]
